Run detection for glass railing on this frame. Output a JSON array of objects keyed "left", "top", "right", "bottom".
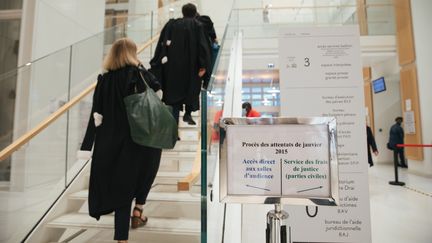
[
  {"left": 0, "top": 1, "right": 193, "bottom": 241},
  {"left": 202, "top": 7, "right": 241, "bottom": 243},
  {"left": 226, "top": 3, "right": 395, "bottom": 38}
]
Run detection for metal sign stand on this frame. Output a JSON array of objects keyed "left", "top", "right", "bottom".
[{"left": 266, "top": 204, "right": 289, "bottom": 243}]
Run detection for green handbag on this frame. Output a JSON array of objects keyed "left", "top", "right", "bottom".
[{"left": 124, "top": 70, "right": 178, "bottom": 149}]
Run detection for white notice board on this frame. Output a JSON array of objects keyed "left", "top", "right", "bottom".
[
  {"left": 404, "top": 111, "right": 416, "bottom": 134},
  {"left": 220, "top": 117, "right": 339, "bottom": 205},
  {"left": 278, "top": 26, "right": 371, "bottom": 243}
]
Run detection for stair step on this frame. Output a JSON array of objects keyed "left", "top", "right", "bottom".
[
  {"left": 153, "top": 171, "right": 189, "bottom": 184},
  {"left": 70, "top": 190, "right": 199, "bottom": 203},
  {"left": 178, "top": 131, "right": 199, "bottom": 141},
  {"left": 161, "top": 151, "right": 196, "bottom": 159},
  {"left": 151, "top": 183, "right": 200, "bottom": 192},
  {"left": 169, "top": 140, "right": 199, "bottom": 151},
  {"left": 178, "top": 125, "right": 199, "bottom": 130},
  {"left": 69, "top": 230, "right": 199, "bottom": 243},
  {"left": 157, "top": 171, "right": 189, "bottom": 178},
  {"left": 174, "top": 140, "right": 199, "bottom": 146},
  {"left": 47, "top": 213, "right": 200, "bottom": 235}
]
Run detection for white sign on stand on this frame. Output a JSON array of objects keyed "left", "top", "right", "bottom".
[
  {"left": 220, "top": 117, "right": 339, "bottom": 206},
  {"left": 279, "top": 26, "right": 371, "bottom": 242}
]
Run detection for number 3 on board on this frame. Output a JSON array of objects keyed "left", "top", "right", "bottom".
[{"left": 304, "top": 57, "right": 310, "bottom": 67}]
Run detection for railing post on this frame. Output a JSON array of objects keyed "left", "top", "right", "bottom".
[
  {"left": 201, "top": 90, "right": 208, "bottom": 243},
  {"left": 65, "top": 45, "right": 73, "bottom": 187}
]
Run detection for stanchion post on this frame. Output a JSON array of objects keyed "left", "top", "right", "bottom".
[{"left": 389, "top": 145, "right": 405, "bottom": 186}]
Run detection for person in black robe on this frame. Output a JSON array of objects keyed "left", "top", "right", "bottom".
[
  {"left": 196, "top": 13, "right": 219, "bottom": 89},
  {"left": 78, "top": 38, "right": 163, "bottom": 243},
  {"left": 150, "top": 3, "right": 211, "bottom": 126},
  {"left": 366, "top": 125, "right": 378, "bottom": 167}
]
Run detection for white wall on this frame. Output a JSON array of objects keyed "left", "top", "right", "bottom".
[
  {"left": 127, "top": 0, "right": 157, "bottom": 45},
  {"left": 199, "top": 0, "right": 234, "bottom": 39},
  {"left": 129, "top": 0, "right": 157, "bottom": 15},
  {"left": 12, "top": 0, "right": 105, "bottom": 189},
  {"left": 26, "top": 0, "right": 105, "bottom": 136},
  {"left": 411, "top": 0, "right": 432, "bottom": 176}
]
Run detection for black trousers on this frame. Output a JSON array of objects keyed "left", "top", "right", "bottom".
[
  {"left": 114, "top": 203, "right": 131, "bottom": 240},
  {"left": 172, "top": 105, "right": 193, "bottom": 125},
  {"left": 114, "top": 148, "right": 161, "bottom": 240},
  {"left": 393, "top": 148, "right": 406, "bottom": 166}
]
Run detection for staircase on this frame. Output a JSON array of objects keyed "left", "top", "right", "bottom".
[{"left": 26, "top": 113, "right": 201, "bottom": 243}]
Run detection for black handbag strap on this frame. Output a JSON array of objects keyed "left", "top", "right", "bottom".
[
  {"left": 137, "top": 65, "right": 151, "bottom": 90},
  {"left": 129, "top": 65, "right": 150, "bottom": 94}
]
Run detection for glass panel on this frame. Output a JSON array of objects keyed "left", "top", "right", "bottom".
[
  {"left": 0, "top": 18, "right": 21, "bottom": 181},
  {"left": 263, "top": 93, "right": 274, "bottom": 100},
  {"left": 251, "top": 87, "right": 261, "bottom": 92},
  {"left": 366, "top": 4, "right": 395, "bottom": 35},
  {"left": 0, "top": 0, "right": 22, "bottom": 10},
  {"left": 0, "top": 2, "right": 185, "bottom": 241},
  {"left": 205, "top": 8, "right": 240, "bottom": 243},
  {"left": 0, "top": 19, "right": 21, "bottom": 75},
  {"left": 251, "top": 100, "right": 261, "bottom": 107},
  {"left": 22, "top": 47, "right": 71, "bottom": 132},
  {"left": 242, "top": 94, "right": 251, "bottom": 100},
  {"left": 65, "top": 95, "right": 92, "bottom": 185},
  {"left": 252, "top": 94, "right": 262, "bottom": 99},
  {"left": 0, "top": 115, "right": 68, "bottom": 242}
]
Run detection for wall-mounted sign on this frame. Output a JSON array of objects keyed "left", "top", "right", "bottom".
[
  {"left": 404, "top": 111, "right": 416, "bottom": 134},
  {"left": 219, "top": 117, "right": 339, "bottom": 206},
  {"left": 405, "top": 99, "right": 412, "bottom": 111}
]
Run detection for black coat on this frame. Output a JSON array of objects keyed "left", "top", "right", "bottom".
[
  {"left": 196, "top": 15, "right": 217, "bottom": 43},
  {"left": 389, "top": 122, "right": 404, "bottom": 150},
  {"left": 366, "top": 126, "right": 377, "bottom": 165},
  {"left": 150, "top": 17, "right": 211, "bottom": 111},
  {"left": 80, "top": 65, "right": 161, "bottom": 220},
  {"left": 196, "top": 15, "right": 218, "bottom": 89}
]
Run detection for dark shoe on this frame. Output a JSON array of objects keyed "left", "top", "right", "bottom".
[
  {"left": 401, "top": 164, "right": 408, "bottom": 168},
  {"left": 131, "top": 206, "right": 147, "bottom": 229},
  {"left": 183, "top": 114, "right": 196, "bottom": 125},
  {"left": 369, "top": 163, "right": 374, "bottom": 167}
]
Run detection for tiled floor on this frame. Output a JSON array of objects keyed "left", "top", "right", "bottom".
[{"left": 368, "top": 163, "right": 432, "bottom": 243}]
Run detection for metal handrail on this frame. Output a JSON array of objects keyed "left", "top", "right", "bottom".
[{"left": 0, "top": 34, "right": 160, "bottom": 161}]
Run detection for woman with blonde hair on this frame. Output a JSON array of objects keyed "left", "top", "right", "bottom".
[{"left": 78, "top": 38, "right": 163, "bottom": 243}]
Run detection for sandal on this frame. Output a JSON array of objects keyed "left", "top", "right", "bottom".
[{"left": 131, "top": 206, "right": 148, "bottom": 229}]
